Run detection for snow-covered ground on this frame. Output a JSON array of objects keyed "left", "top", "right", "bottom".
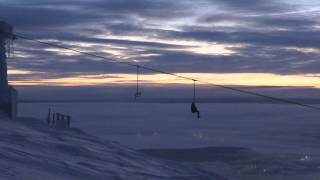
[
  {"left": 0, "top": 112, "right": 221, "bottom": 180},
  {"left": 19, "top": 102, "right": 320, "bottom": 179}
]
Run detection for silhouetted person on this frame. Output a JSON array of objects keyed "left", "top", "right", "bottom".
[{"left": 191, "top": 102, "right": 200, "bottom": 118}]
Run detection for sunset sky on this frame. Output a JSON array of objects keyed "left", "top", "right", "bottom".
[{"left": 1, "top": 0, "right": 320, "bottom": 89}]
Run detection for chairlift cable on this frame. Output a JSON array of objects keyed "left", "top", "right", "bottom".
[
  {"left": 193, "top": 80, "right": 196, "bottom": 103},
  {"left": 136, "top": 65, "right": 139, "bottom": 95},
  {"left": 3, "top": 31, "right": 320, "bottom": 112},
  {"left": 134, "top": 65, "right": 141, "bottom": 99}
]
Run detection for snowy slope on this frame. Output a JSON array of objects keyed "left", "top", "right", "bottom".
[
  {"left": 19, "top": 102, "right": 320, "bottom": 180},
  {"left": 0, "top": 115, "right": 222, "bottom": 180}
]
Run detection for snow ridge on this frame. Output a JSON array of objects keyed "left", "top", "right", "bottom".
[{"left": 0, "top": 116, "right": 222, "bottom": 180}]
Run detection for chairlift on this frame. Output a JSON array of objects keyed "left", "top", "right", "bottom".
[{"left": 191, "top": 80, "right": 200, "bottom": 118}]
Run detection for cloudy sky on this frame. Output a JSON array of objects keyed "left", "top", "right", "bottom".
[{"left": 1, "top": 0, "right": 320, "bottom": 89}]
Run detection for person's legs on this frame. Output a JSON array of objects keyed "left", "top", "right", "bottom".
[{"left": 197, "top": 111, "right": 200, "bottom": 118}]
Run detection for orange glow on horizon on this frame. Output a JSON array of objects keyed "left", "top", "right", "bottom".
[
  {"left": 8, "top": 72, "right": 320, "bottom": 88},
  {"left": 8, "top": 69, "right": 35, "bottom": 75}
]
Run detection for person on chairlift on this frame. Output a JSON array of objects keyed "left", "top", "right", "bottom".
[{"left": 191, "top": 102, "right": 200, "bottom": 118}]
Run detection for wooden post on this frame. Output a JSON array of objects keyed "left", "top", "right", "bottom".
[
  {"left": 67, "top": 116, "right": 71, "bottom": 128},
  {"left": 47, "top": 108, "right": 51, "bottom": 125}
]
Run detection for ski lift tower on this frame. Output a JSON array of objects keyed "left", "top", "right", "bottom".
[{"left": 0, "top": 21, "right": 17, "bottom": 120}]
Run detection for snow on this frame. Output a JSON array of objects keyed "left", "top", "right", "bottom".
[
  {"left": 19, "top": 102, "right": 320, "bottom": 151},
  {"left": 19, "top": 102, "right": 320, "bottom": 179},
  {"left": 0, "top": 113, "right": 222, "bottom": 180}
]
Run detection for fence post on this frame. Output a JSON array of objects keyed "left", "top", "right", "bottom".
[
  {"left": 47, "top": 108, "right": 51, "bottom": 125},
  {"left": 67, "top": 116, "right": 71, "bottom": 128},
  {"left": 52, "top": 113, "right": 55, "bottom": 127},
  {"left": 56, "top": 113, "right": 61, "bottom": 127}
]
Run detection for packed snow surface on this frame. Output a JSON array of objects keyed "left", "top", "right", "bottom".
[
  {"left": 19, "top": 102, "right": 320, "bottom": 180},
  {"left": 0, "top": 113, "right": 221, "bottom": 180}
]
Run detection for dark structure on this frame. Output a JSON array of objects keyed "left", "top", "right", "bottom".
[
  {"left": 47, "top": 109, "right": 71, "bottom": 129},
  {"left": 0, "top": 21, "right": 17, "bottom": 120}
]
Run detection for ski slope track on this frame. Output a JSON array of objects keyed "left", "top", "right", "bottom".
[{"left": 0, "top": 114, "right": 222, "bottom": 180}]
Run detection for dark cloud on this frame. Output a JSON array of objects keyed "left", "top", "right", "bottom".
[
  {"left": 166, "top": 29, "right": 320, "bottom": 48},
  {"left": 207, "top": 0, "right": 291, "bottom": 13},
  {"left": 84, "top": 0, "right": 188, "bottom": 19},
  {"left": 1, "top": 0, "right": 320, "bottom": 79},
  {"left": 199, "top": 13, "right": 317, "bottom": 29},
  {"left": 8, "top": 0, "right": 189, "bottom": 20},
  {"left": 0, "top": 5, "right": 99, "bottom": 29},
  {"left": 256, "top": 17, "right": 317, "bottom": 29}
]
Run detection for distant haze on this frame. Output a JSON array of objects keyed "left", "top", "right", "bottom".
[{"left": 16, "top": 85, "right": 320, "bottom": 103}]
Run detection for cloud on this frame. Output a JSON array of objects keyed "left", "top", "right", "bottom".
[
  {"left": 2, "top": 0, "right": 320, "bottom": 81},
  {"left": 165, "top": 28, "right": 320, "bottom": 49},
  {"left": 0, "top": 5, "right": 99, "bottom": 30},
  {"left": 6, "top": 0, "right": 189, "bottom": 21},
  {"left": 199, "top": 13, "right": 317, "bottom": 29},
  {"left": 207, "top": 0, "right": 291, "bottom": 13}
]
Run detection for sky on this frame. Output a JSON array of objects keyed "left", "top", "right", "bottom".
[{"left": 1, "top": 0, "right": 320, "bottom": 91}]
